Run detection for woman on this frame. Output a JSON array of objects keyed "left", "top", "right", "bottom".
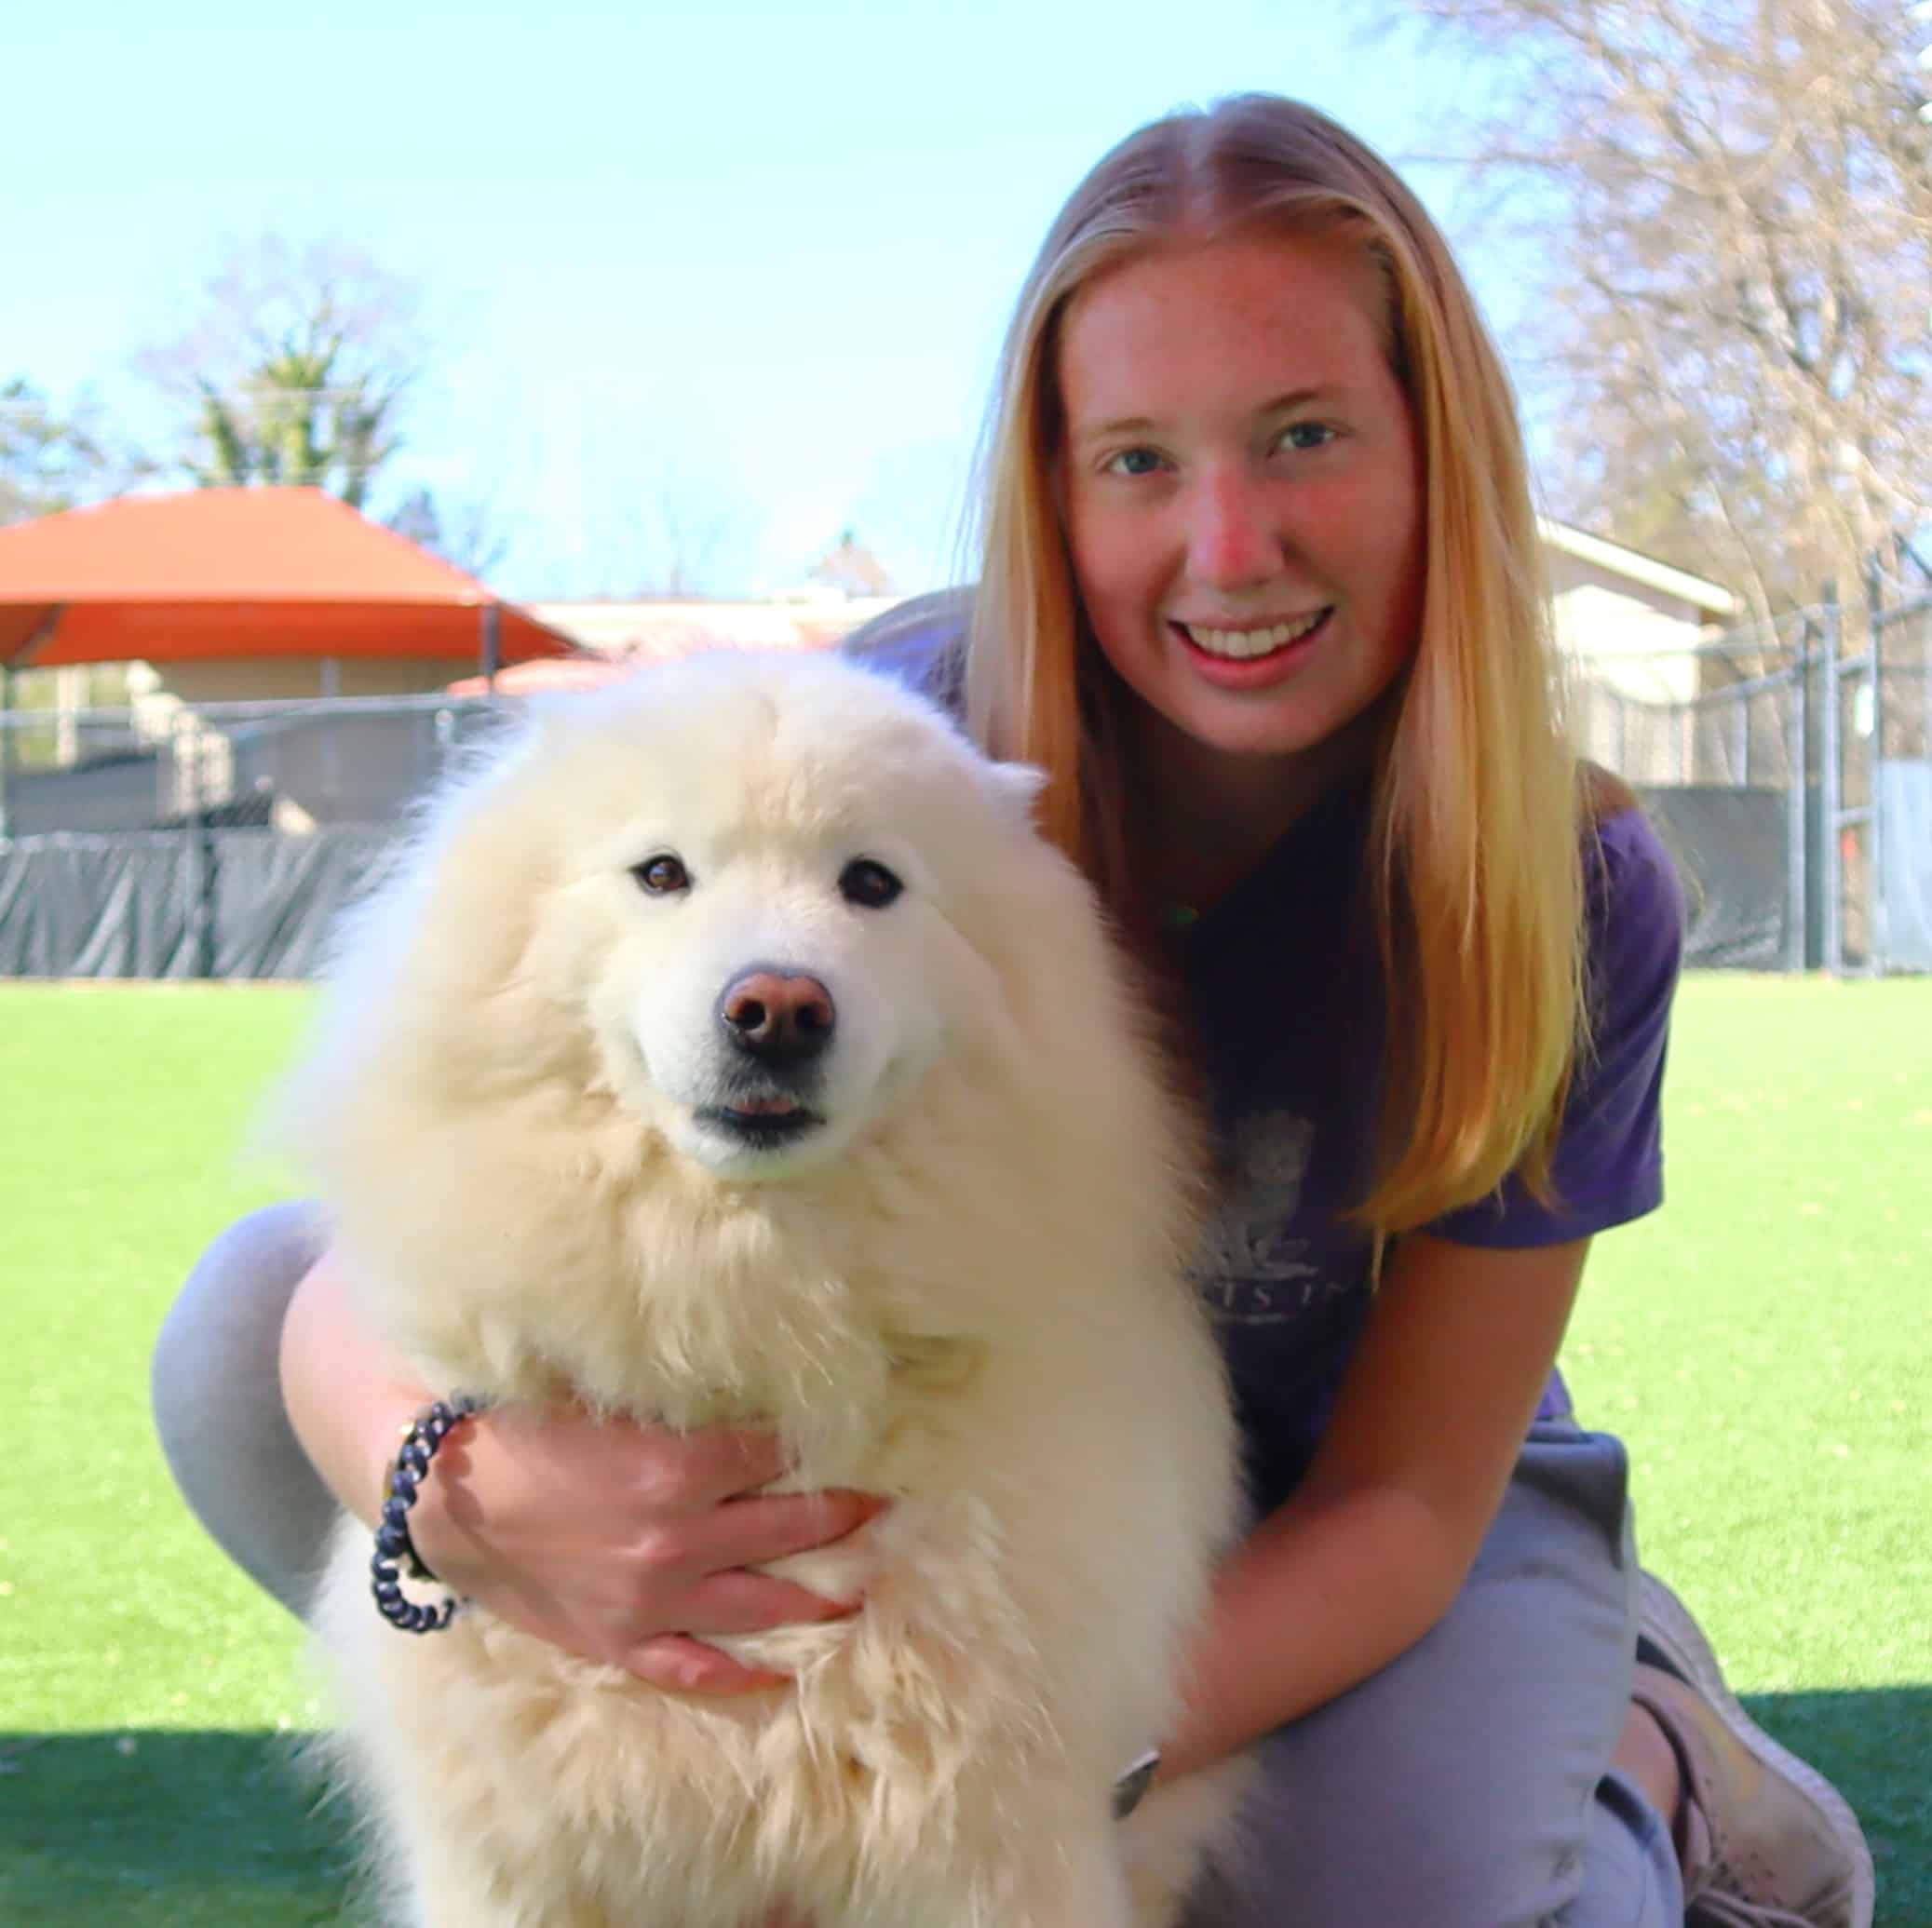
[{"left": 155, "top": 95, "right": 1872, "bottom": 1926}]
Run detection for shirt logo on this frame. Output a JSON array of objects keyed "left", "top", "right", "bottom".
[{"left": 1191, "top": 1110, "right": 1351, "bottom": 1326}]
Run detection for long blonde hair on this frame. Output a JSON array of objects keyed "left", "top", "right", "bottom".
[{"left": 965, "top": 94, "right": 1585, "bottom": 1234}]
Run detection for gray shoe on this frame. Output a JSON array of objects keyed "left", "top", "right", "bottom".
[{"left": 1634, "top": 1571, "right": 1875, "bottom": 1928}]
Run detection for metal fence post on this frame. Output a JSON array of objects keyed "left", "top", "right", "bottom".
[
  {"left": 481, "top": 602, "right": 502, "bottom": 689},
  {"left": 1866, "top": 554, "right": 1886, "bottom": 977},
  {"left": 1820, "top": 584, "right": 1843, "bottom": 977},
  {"left": 1786, "top": 618, "right": 1808, "bottom": 972},
  {"left": 0, "top": 667, "right": 12, "bottom": 843},
  {"left": 179, "top": 714, "right": 200, "bottom": 979}
]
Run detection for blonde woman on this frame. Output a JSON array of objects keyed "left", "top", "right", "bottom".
[{"left": 155, "top": 96, "right": 1872, "bottom": 1926}]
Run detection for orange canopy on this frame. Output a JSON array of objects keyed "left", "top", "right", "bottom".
[
  {"left": 0, "top": 488, "right": 579, "bottom": 670},
  {"left": 447, "top": 656, "right": 642, "bottom": 696}
]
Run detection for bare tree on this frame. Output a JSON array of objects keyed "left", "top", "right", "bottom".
[
  {"left": 615, "top": 490, "right": 756, "bottom": 598},
  {"left": 1383, "top": 0, "right": 1932, "bottom": 631},
  {"left": 138, "top": 237, "right": 425, "bottom": 509},
  {"left": 386, "top": 485, "right": 513, "bottom": 581}
]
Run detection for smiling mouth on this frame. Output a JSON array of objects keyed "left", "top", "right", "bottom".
[
  {"left": 696, "top": 1098, "right": 826, "bottom": 1148},
  {"left": 1174, "top": 609, "right": 1331, "bottom": 660}
]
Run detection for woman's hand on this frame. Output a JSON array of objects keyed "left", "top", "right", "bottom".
[
  {"left": 410, "top": 1401, "right": 880, "bottom": 1693},
  {"left": 280, "top": 1249, "right": 880, "bottom": 1694}
]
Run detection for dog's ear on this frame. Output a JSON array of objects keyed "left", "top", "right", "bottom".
[{"left": 984, "top": 761, "right": 1047, "bottom": 827}]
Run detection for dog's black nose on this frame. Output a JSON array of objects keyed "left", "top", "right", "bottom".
[{"left": 718, "top": 970, "right": 836, "bottom": 1064}]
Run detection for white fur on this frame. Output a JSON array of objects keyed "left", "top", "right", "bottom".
[{"left": 277, "top": 651, "right": 1250, "bottom": 1928}]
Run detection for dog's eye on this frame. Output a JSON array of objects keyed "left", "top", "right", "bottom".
[
  {"left": 631, "top": 855, "right": 691, "bottom": 896},
  {"left": 839, "top": 858, "right": 903, "bottom": 910}
]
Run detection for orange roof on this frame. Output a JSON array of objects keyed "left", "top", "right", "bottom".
[
  {"left": 0, "top": 488, "right": 579, "bottom": 670},
  {"left": 446, "top": 655, "right": 644, "bottom": 696}
]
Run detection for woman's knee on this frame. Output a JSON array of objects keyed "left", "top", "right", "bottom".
[
  {"left": 1199, "top": 1716, "right": 1592, "bottom": 1927},
  {"left": 153, "top": 1202, "right": 322, "bottom": 1423},
  {"left": 151, "top": 1200, "right": 333, "bottom": 1618},
  {"left": 1197, "top": 1438, "right": 1642, "bottom": 1925}
]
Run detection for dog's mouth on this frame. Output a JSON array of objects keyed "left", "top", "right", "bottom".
[{"left": 695, "top": 1095, "right": 827, "bottom": 1149}]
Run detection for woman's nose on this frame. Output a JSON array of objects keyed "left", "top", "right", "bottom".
[{"left": 1183, "top": 466, "right": 1280, "bottom": 588}]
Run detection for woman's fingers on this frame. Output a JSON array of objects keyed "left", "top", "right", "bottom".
[
  {"left": 613, "top": 1492, "right": 886, "bottom": 1688},
  {"left": 624, "top": 1633, "right": 791, "bottom": 1696},
  {"left": 684, "top": 1488, "right": 886, "bottom": 1571},
  {"left": 396, "top": 1405, "right": 885, "bottom": 1676},
  {"left": 682, "top": 1566, "right": 860, "bottom": 1632},
  {"left": 606, "top": 1490, "right": 882, "bottom": 1608},
  {"left": 624, "top": 1423, "right": 797, "bottom": 1511}
]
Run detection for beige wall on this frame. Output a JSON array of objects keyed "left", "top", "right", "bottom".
[
  {"left": 527, "top": 596, "right": 898, "bottom": 661},
  {"left": 1548, "top": 552, "right": 1709, "bottom": 706},
  {"left": 155, "top": 657, "right": 474, "bottom": 706},
  {"left": 1545, "top": 549, "right": 1734, "bottom": 787}
]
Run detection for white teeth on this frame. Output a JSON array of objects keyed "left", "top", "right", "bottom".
[{"left": 1182, "top": 611, "right": 1327, "bottom": 658}]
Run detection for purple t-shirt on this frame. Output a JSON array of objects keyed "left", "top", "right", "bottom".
[
  {"left": 1169, "top": 775, "right": 1684, "bottom": 1512},
  {"left": 847, "top": 611, "right": 1686, "bottom": 1515}
]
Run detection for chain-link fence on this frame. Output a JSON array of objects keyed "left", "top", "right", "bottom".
[
  {"left": 0, "top": 691, "right": 511, "bottom": 977},
  {"left": 4, "top": 570, "right": 1930, "bottom": 977},
  {"left": 1569, "top": 548, "right": 1932, "bottom": 974},
  {"left": 1572, "top": 612, "right": 1812, "bottom": 971}
]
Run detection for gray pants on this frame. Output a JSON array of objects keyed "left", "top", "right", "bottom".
[
  {"left": 152, "top": 1205, "right": 1683, "bottom": 1927},
  {"left": 1182, "top": 1428, "right": 1682, "bottom": 1926}
]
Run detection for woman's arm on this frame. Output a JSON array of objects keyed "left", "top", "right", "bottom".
[
  {"left": 278, "top": 1249, "right": 882, "bottom": 1692},
  {"left": 1156, "top": 1231, "right": 1589, "bottom": 1780}
]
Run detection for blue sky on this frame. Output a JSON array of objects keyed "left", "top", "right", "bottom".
[{"left": 6, "top": 0, "right": 1522, "bottom": 599}]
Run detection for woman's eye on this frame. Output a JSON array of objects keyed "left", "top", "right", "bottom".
[
  {"left": 631, "top": 855, "right": 690, "bottom": 895},
  {"left": 1278, "top": 421, "right": 1336, "bottom": 452},
  {"left": 1104, "top": 446, "right": 1166, "bottom": 478},
  {"left": 839, "top": 858, "right": 904, "bottom": 910}
]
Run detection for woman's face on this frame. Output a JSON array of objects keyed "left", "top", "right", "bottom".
[{"left": 1057, "top": 228, "right": 1425, "bottom": 789}]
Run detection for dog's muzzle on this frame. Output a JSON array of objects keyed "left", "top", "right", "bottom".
[
  {"left": 696, "top": 966, "right": 835, "bottom": 1150},
  {"left": 716, "top": 966, "right": 836, "bottom": 1068}
]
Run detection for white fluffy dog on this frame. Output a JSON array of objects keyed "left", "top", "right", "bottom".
[{"left": 278, "top": 651, "right": 1248, "bottom": 1927}]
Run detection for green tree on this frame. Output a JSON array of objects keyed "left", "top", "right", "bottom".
[
  {"left": 142, "top": 238, "right": 423, "bottom": 509},
  {"left": 0, "top": 378, "right": 117, "bottom": 525},
  {"left": 810, "top": 528, "right": 895, "bottom": 599}
]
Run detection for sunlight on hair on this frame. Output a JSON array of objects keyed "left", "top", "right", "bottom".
[{"left": 963, "top": 93, "right": 1588, "bottom": 1234}]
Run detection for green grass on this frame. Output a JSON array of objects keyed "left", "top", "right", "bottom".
[
  {"left": 1561, "top": 975, "right": 1932, "bottom": 1920},
  {"left": 2, "top": 976, "right": 1927, "bottom": 1923},
  {"left": 0, "top": 983, "right": 349, "bottom": 1923}
]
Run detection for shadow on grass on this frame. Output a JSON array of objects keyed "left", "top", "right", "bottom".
[
  {"left": 3, "top": 1694, "right": 1926, "bottom": 1926},
  {"left": 0, "top": 1729, "right": 359, "bottom": 1928},
  {"left": 1742, "top": 1688, "right": 1932, "bottom": 1927}
]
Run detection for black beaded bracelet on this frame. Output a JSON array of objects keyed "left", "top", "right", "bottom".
[{"left": 370, "top": 1395, "right": 487, "bottom": 1635}]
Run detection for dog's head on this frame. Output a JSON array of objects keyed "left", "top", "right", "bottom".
[{"left": 340, "top": 652, "right": 1056, "bottom": 1182}]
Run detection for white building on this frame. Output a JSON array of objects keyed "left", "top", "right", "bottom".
[{"left": 1542, "top": 519, "right": 1737, "bottom": 705}]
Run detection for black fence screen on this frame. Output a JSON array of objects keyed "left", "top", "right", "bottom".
[
  {"left": 1634, "top": 786, "right": 1792, "bottom": 970},
  {"left": 0, "top": 828, "right": 391, "bottom": 979}
]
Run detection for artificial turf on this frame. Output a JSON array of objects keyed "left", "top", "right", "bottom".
[{"left": 1, "top": 976, "right": 1926, "bottom": 1923}]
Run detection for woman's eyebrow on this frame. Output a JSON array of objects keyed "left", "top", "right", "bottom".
[
  {"left": 1069, "top": 413, "right": 1159, "bottom": 449},
  {"left": 1257, "top": 385, "right": 1341, "bottom": 414},
  {"left": 1071, "top": 386, "right": 1345, "bottom": 449}
]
